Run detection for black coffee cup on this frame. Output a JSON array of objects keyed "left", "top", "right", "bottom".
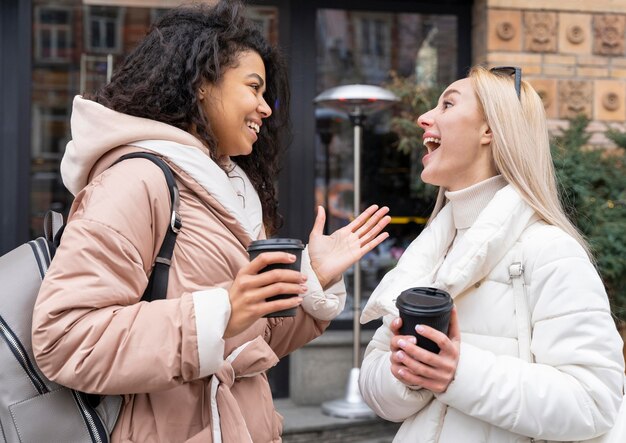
[
  {"left": 395, "top": 287, "right": 453, "bottom": 354},
  {"left": 247, "top": 238, "right": 305, "bottom": 317}
]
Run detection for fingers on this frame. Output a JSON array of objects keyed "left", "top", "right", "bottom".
[
  {"left": 247, "top": 266, "right": 306, "bottom": 288},
  {"left": 358, "top": 216, "right": 391, "bottom": 246},
  {"left": 347, "top": 204, "right": 382, "bottom": 232},
  {"left": 236, "top": 264, "right": 307, "bottom": 304},
  {"left": 252, "top": 280, "right": 308, "bottom": 301},
  {"left": 360, "top": 231, "right": 390, "bottom": 255},
  {"left": 391, "top": 362, "right": 425, "bottom": 387},
  {"left": 310, "top": 206, "right": 326, "bottom": 237},
  {"left": 355, "top": 207, "right": 390, "bottom": 239},
  {"left": 448, "top": 307, "right": 461, "bottom": 343},
  {"left": 392, "top": 349, "right": 440, "bottom": 379},
  {"left": 257, "top": 294, "right": 304, "bottom": 317},
  {"left": 390, "top": 317, "right": 403, "bottom": 335},
  {"left": 236, "top": 252, "right": 308, "bottom": 304},
  {"left": 412, "top": 324, "right": 453, "bottom": 355},
  {"left": 246, "top": 251, "right": 299, "bottom": 274},
  {"left": 390, "top": 334, "right": 457, "bottom": 393}
]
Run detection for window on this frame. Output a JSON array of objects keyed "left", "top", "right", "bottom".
[
  {"left": 355, "top": 13, "right": 391, "bottom": 82},
  {"left": 35, "top": 6, "right": 72, "bottom": 63},
  {"left": 85, "top": 6, "right": 124, "bottom": 54}
]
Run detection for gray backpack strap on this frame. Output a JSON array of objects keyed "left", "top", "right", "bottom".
[
  {"left": 43, "top": 211, "right": 64, "bottom": 243},
  {"left": 510, "top": 243, "right": 533, "bottom": 363}
]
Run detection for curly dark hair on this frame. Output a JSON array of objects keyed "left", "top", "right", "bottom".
[{"left": 87, "top": 0, "right": 289, "bottom": 235}]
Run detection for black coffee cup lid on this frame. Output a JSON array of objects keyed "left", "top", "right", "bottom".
[
  {"left": 396, "top": 287, "right": 453, "bottom": 316},
  {"left": 247, "top": 238, "right": 304, "bottom": 252}
]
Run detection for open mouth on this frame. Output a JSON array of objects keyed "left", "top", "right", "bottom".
[
  {"left": 423, "top": 136, "right": 441, "bottom": 153},
  {"left": 246, "top": 121, "right": 260, "bottom": 134}
]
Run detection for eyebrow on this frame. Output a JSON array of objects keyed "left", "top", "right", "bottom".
[
  {"left": 246, "top": 73, "right": 265, "bottom": 88},
  {"left": 441, "top": 88, "right": 461, "bottom": 99}
]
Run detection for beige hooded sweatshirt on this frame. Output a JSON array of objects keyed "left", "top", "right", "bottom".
[{"left": 32, "top": 96, "right": 346, "bottom": 442}]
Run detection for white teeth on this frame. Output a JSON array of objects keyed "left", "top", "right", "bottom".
[
  {"left": 423, "top": 137, "right": 441, "bottom": 149},
  {"left": 246, "top": 121, "right": 260, "bottom": 134}
]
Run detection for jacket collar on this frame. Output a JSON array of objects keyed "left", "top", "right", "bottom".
[
  {"left": 129, "top": 140, "right": 262, "bottom": 241},
  {"left": 361, "top": 185, "right": 537, "bottom": 323}
]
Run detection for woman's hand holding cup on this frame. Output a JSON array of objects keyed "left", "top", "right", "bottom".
[
  {"left": 389, "top": 307, "right": 461, "bottom": 393},
  {"left": 225, "top": 252, "right": 307, "bottom": 338}
]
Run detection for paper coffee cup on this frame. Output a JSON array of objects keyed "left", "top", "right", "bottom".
[
  {"left": 395, "top": 287, "right": 453, "bottom": 354},
  {"left": 247, "top": 238, "right": 304, "bottom": 317}
]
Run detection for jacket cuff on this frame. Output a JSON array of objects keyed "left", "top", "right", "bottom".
[
  {"left": 192, "top": 288, "right": 231, "bottom": 378},
  {"left": 300, "top": 246, "right": 346, "bottom": 320},
  {"left": 434, "top": 341, "right": 475, "bottom": 404}
]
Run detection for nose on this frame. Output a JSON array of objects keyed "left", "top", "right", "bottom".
[
  {"left": 258, "top": 95, "right": 272, "bottom": 118},
  {"left": 417, "top": 109, "right": 434, "bottom": 130}
]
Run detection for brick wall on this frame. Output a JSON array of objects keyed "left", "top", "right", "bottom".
[{"left": 474, "top": 0, "right": 626, "bottom": 146}]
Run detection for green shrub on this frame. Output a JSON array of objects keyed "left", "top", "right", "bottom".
[{"left": 552, "top": 116, "right": 626, "bottom": 321}]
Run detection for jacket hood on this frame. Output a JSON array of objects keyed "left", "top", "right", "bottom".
[
  {"left": 62, "top": 96, "right": 208, "bottom": 194},
  {"left": 62, "top": 96, "right": 263, "bottom": 240}
]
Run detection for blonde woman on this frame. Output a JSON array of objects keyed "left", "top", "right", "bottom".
[{"left": 358, "top": 66, "right": 625, "bottom": 442}]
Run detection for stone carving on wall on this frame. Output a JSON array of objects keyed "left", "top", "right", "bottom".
[
  {"left": 559, "top": 80, "right": 593, "bottom": 118},
  {"left": 496, "top": 21, "right": 516, "bottom": 41},
  {"left": 566, "top": 25, "right": 585, "bottom": 45},
  {"left": 593, "top": 15, "right": 625, "bottom": 56},
  {"left": 523, "top": 12, "right": 557, "bottom": 52},
  {"left": 602, "top": 92, "right": 620, "bottom": 111}
]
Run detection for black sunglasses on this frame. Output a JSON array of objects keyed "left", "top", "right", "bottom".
[{"left": 490, "top": 66, "right": 522, "bottom": 100}]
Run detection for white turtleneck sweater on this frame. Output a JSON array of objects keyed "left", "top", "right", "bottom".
[
  {"left": 444, "top": 175, "right": 508, "bottom": 246},
  {"left": 431, "top": 175, "right": 508, "bottom": 283}
]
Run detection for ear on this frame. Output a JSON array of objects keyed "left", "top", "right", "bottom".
[
  {"left": 198, "top": 86, "right": 207, "bottom": 101},
  {"left": 198, "top": 80, "right": 213, "bottom": 101},
  {"left": 480, "top": 124, "right": 493, "bottom": 146}
]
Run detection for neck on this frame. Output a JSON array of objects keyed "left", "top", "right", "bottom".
[{"left": 445, "top": 175, "right": 507, "bottom": 231}]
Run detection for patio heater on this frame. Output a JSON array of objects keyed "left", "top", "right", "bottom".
[{"left": 314, "top": 84, "right": 398, "bottom": 419}]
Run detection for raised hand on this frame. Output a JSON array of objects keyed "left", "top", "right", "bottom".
[
  {"left": 389, "top": 307, "right": 461, "bottom": 393},
  {"left": 307, "top": 205, "right": 391, "bottom": 288},
  {"left": 225, "top": 252, "right": 307, "bottom": 338}
]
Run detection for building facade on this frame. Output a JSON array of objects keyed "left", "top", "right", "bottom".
[{"left": 1, "top": 0, "right": 624, "bottom": 401}]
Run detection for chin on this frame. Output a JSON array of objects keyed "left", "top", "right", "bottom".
[
  {"left": 420, "top": 171, "right": 436, "bottom": 186},
  {"left": 232, "top": 147, "right": 254, "bottom": 158}
]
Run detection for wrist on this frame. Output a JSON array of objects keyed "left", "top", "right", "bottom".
[{"left": 310, "top": 260, "right": 335, "bottom": 289}]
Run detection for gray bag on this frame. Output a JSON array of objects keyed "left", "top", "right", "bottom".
[
  {"left": 0, "top": 153, "right": 181, "bottom": 442},
  {"left": 0, "top": 226, "right": 122, "bottom": 443}
]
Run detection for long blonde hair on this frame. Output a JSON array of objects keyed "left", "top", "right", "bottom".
[{"left": 428, "top": 66, "right": 591, "bottom": 257}]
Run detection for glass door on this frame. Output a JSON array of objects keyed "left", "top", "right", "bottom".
[{"left": 315, "top": 8, "right": 459, "bottom": 322}]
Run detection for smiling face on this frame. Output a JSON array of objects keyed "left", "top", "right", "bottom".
[
  {"left": 417, "top": 78, "right": 497, "bottom": 191},
  {"left": 199, "top": 50, "right": 272, "bottom": 158}
]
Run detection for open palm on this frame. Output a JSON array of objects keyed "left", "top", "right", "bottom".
[{"left": 307, "top": 205, "right": 391, "bottom": 288}]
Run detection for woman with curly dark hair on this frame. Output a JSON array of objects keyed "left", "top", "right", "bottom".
[{"left": 31, "top": 1, "right": 390, "bottom": 441}]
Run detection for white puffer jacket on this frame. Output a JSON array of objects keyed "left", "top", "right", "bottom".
[{"left": 359, "top": 185, "right": 625, "bottom": 443}]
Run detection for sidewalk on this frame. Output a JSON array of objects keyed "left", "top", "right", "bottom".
[{"left": 275, "top": 398, "right": 400, "bottom": 443}]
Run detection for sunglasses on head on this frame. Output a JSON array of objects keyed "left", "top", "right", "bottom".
[{"left": 489, "top": 66, "right": 522, "bottom": 100}]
